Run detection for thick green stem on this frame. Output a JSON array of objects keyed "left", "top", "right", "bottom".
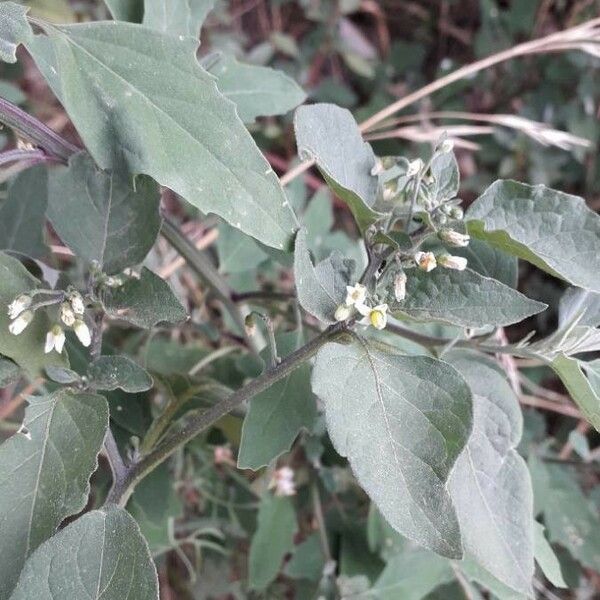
[{"left": 105, "top": 322, "right": 348, "bottom": 506}]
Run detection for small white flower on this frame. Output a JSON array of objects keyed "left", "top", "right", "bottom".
[
  {"left": 406, "top": 158, "right": 424, "bottom": 177},
  {"left": 345, "top": 283, "right": 367, "bottom": 307},
  {"left": 439, "top": 139, "right": 454, "bottom": 153},
  {"left": 69, "top": 292, "right": 85, "bottom": 315},
  {"left": 370, "top": 159, "right": 383, "bottom": 176},
  {"left": 334, "top": 304, "right": 352, "bottom": 322},
  {"left": 439, "top": 228, "right": 470, "bottom": 247},
  {"left": 7, "top": 294, "right": 31, "bottom": 319},
  {"left": 357, "top": 303, "right": 388, "bottom": 330},
  {"left": 73, "top": 319, "right": 92, "bottom": 347},
  {"left": 60, "top": 302, "right": 76, "bottom": 327},
  {"left": 269, "top": 466, "right": 296, "bottom": 497},
  {"left": 394, "top": 272, "right": 407, "bottom": 302},
  {"left": 415, "top": 251, "right": 437, "bottom": 272},
  {"left": 44, "top": 325, "right": 65, "bottom": 354},
  {"left": 438, "top": 254, "right": 468, "bottom": 271},
  {"left": 8, "top": 310, "right": 33, "bottom": 335}
]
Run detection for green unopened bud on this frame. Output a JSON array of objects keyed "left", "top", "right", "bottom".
[
  {"left": 449, "top": 206, "right": 464, "bottom": 220},
  {"left": 439, "top": 228, "right": 470, "bottom": 247}
]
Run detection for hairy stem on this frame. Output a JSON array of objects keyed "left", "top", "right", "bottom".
[
  {"left": 0, "top": 97, "right": 78, "bottom": 162},
  {"left": 105, "top": 322, "right": 348, "bottom": 506}
]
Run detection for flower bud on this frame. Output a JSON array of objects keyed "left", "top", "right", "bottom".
[
  {"left": 438, "top": 254, "right": 468, "bottom": 271},
  {"left": 7, "top": 294, "right": 32, "bottom": 319},
  {"left": 439, "top": 228, "right": 470, "bottom": 247},
  {"left": 334, "top": 304, "right": 352, "bottom": 322},
  {"left": 394, "top": 272, "right": 407, "bottom": 302},
  {"left": 9, "top": 310, "right": 33, "bottom": 335},
  {"left": 449, "top": 206, "right": 464, "bottom": 220},
  {"left": 69, "top": 292, "right": 85, "bottom": 315},
  {"left": 370, "top": 159, "right": 383, "bottom": 176},
  {"left": 406, "top": 158, "right": 424, "bottom": 177},
  {"left": 414, "top": 251, "right": 437, "bottom": 272},
  {"left": 60, "top": 302, "right": 76, "bottom": 327},
  {"left": 269, "top": 466, "right": 296, "bottom": 497},
  {"left": 73, "top": 320, "right": 92, "bottom": 347},
  {"left": 244, "top": 314, "right": 256, "bottom": 337}
]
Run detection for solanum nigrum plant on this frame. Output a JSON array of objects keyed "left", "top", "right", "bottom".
[{"left": 0, "top": 2, "right": 599, "bottom": 598}]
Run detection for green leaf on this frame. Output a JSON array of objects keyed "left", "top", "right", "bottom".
[
  {"left": 0, "top": 389, "right": 108, "bottom": 598},
  {"left": 103, "top": 0, "right": 144, "bottom": 22},
  {"left": 534, "top": 522, "right": 567, "bottom": 589},
  {"left": 87, "top": 355, "right": 153, "bottom": 393},
  {"left": 294, "top": 103, "right": 383, "bottom": 232},
  {"left": 208, "top": 53, "right": 306, "bottom": 123},
  {"left": 143, "top": 0, "right": 214, "bottom": 36},
  {"left": 460, "top": 557, "right": 527, "bottom": 600},
  {"left": 128, "top": 463, "right": 182, "bottom": 555},
  {"left": 312, "top": 338, "right": 472, "bottom": 558},
  {"left": 429, "top": 151, "right": 459, "bottom": 203},
  {"left": 0, "top": 355, "right": 20, "bottom": 386},
  {"left": 0, "top": 2, "right": 31, "bottom": 63},
  {"left": 284, "top": 534, "right": 325, "bottom": 581},
  {"left": 0, "top": 252, "right": 66, "bottom": 376},
  {"left": 294, "top": 228, "right": 355, "bottom": 324},
  {"left": 216, "top": 221, "right": 268, "bottom": 274},
  {"left": 47, "top": 153, "right": 161, "bottom": 275},
  {"left": 467, "top": 180, "right": 600, "bottom": 292},
  {"left": 102, "top": 268, "right": 187, "bottom": 329},
  {"left": 450, "top": 239, "right": 517, "bottom": 288},
  {"left": 9, "top": 506, "right": 158, "bottom": 599},
  {"left": 45, "top": 364, "right": 81, "bottom": 384},
  {"left": 248, "top": 494, "right": 297, "bottom": 590},
  {"left": 371, "top": 549, "right": 454, "bottom": 600},
  {"left": 0, "top": 165, "right": 48, "bottom": 259},
  {"left": 25, "top": 22, "right": 296, "bottom": 250},
  {"left": 385, "top": 267, "right": 546, "bottom": 328},
  {"left": 550, "top": 354, "right": 600, "bottom": 432},
  {"left": 238, "top": 332, "right": 317, "bottom": 470},
  {"left": 446, "top": 351, "right": 534, "bottom": 596}
]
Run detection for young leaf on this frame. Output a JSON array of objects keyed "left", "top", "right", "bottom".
[
  {"left": 248, "top": 495, "right": 297, "bottom": 590},
  {"left": 25, "top": 22, "right": 296, "bottom": 249},
  {"left": 47, "top": 153, "right": 161, "bottom": 275},
  {"left": 143, "top": 0, "right": 215, "bottom": 37},
  {"left": 446, "top": 351, "right": 534, "bottom": 596},
  {"left": 9, "top": 506, "right": 159, "bottom": 599},
  {"left": 429, "top": 151, "right": 459, "bottom": 203},
  {"left": 238, "top": 332, "right": 317, "bottom": 470},
  {"left": 0, "top": 390, "right": 108, "bottom": 598},
  {"left": 312, "top": 338, "right": 472, "bottom": 558},
  {"left": 385, "top": 267, "right": 546, "bottom": 328},
  {"left": 0, "top": 165, "right": 48, "bottom": 259},
  {"left": 0, "top": 2, "right": 31, "bottom": 64},
  {"left": 102, "top": 268, "right": 187, "bottom": 329},
  {"left": 87, "top": 355, "right": 153, "bottom": 393},
  {"left": 208, "top": 53, "right": 306, "bottom": 123},
  {"left": 294, "top": 228, "right": 355, "bottom": 324},
  {"left": 550, "top": 354, "right": 600, "bottom": 432},
  {"left": 294, "top": 103, "right": 383, "bottom": 232},
  {"left": 0, "top": 252, "right": 66, "bottom": 376},
  {"left": 467, "top": 180, "right": 600, "bottom": 292}
]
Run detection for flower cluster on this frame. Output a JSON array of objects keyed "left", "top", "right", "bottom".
[
  {"left": 335, "top": 283, "right": 389, "bottom": 330},
  {"left": 7, "top": 290, "right": 91, "bottom": 354}
]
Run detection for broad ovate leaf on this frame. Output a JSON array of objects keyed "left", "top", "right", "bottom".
[
  {"left": 208, "top": 53, "right": 306, "bottom": 123},
  {"left": 446, "top": 351, "right": 534, "bottom": 596},
  {"left": 312, "top": 338, "right": 472, "bottom": 558},
  {"left": 0, "top": 165, "right": 48, "bottom": 259},
  {"left": 0, "top": 252, "right": 66, "bottom": 376},
  {"left": 102, "top": 268, "right": 187, "bottom": 329},
  {"left": 25, "top": 22, "right": 296, "bottom": 249},
  {"left": 47, "top": 153, "right": 161, "bottom": 274},
  {"left": 294, "top": 227, "right": 355, "bottom": 324},
  {"left": 385, "top": 267, "right": 545, "bottom": 328},
  {"left": 467, "top": 180, "right": 600, "bottom": 292},
  {"left": 0, "top": 2, "right": 31, "bottom": 63},
  {"left": 9, "top": 506, "right": 158, "bottom": 599},
  {"left": 294, "top": 103, "right": 383, "bottom": 232},
  {"left": 0, "top": 390, "right": 108, "bottom": 598}
]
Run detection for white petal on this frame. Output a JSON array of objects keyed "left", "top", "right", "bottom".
[
  {"left": 74, "top": 321, "right": 91, "bottom": 347},
  {"left": 44, "top": 332, "right": 55, "bottom": 354}
]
